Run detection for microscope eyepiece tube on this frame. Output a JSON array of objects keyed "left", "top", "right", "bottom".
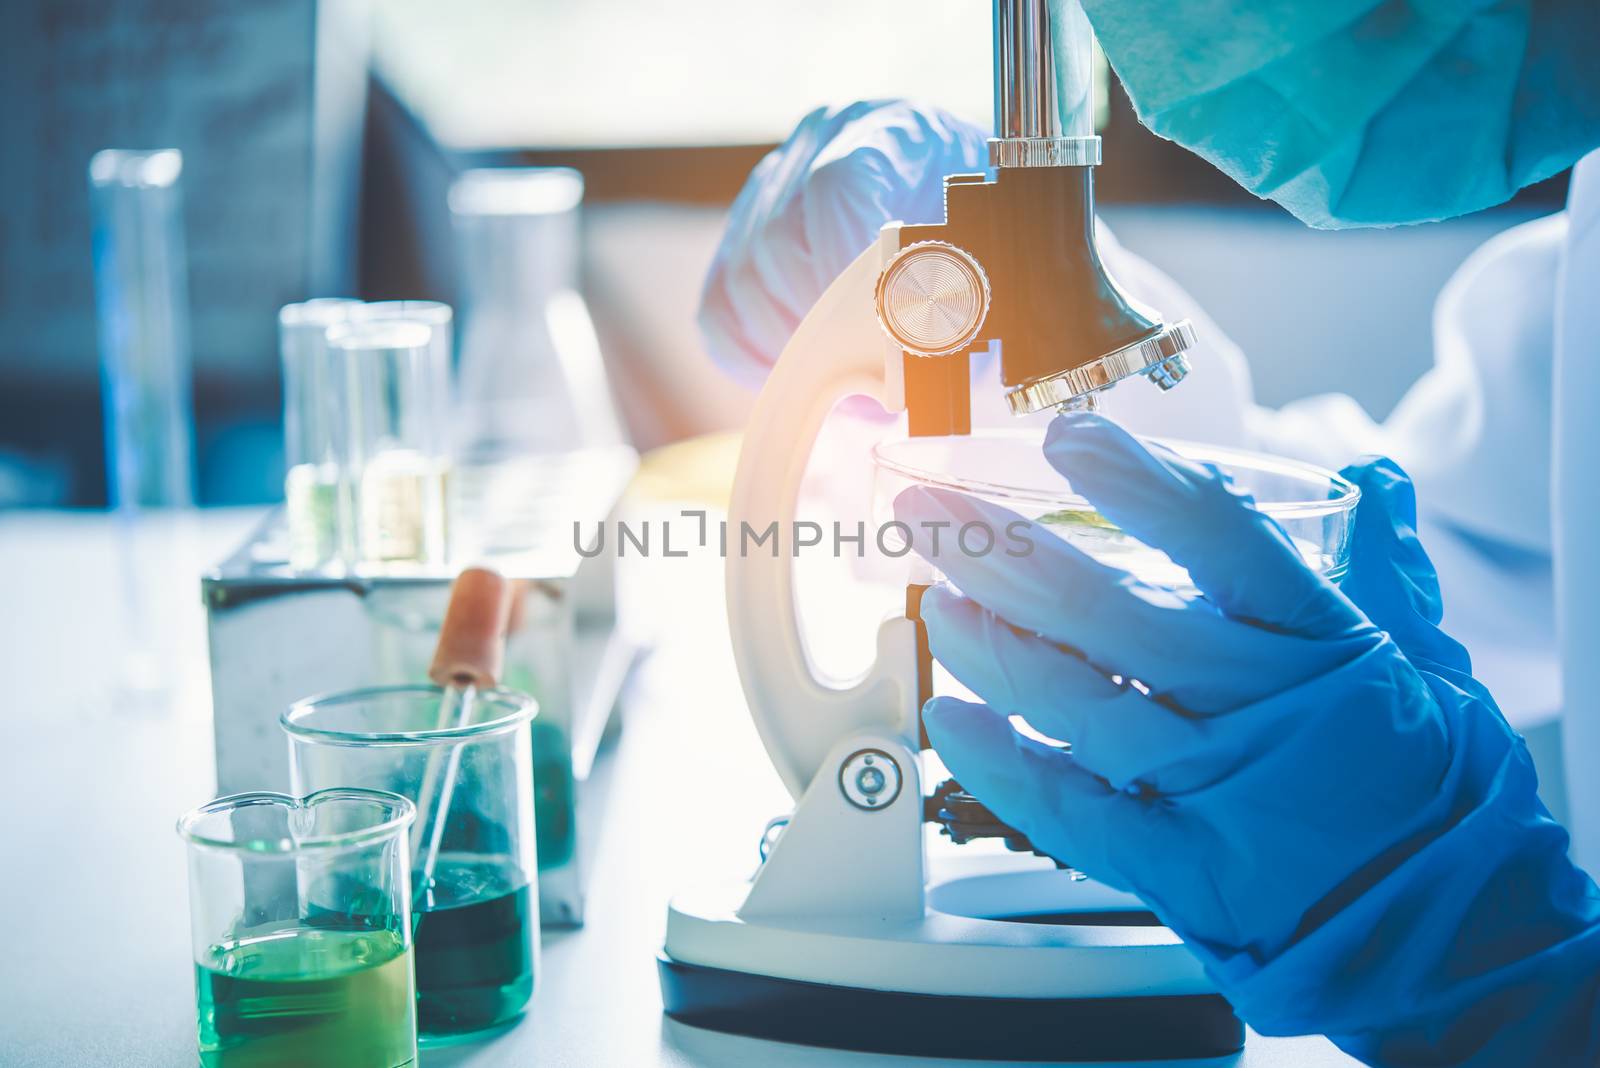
[
  {"left": 993, "top": 0, "right": 1095, "bottom": 142},
  {"left": 994, "top": 0, "right": 1055, "bottom": 141},
  {"left": 991, "top": 0, "right": 1098, "bottom": 169}
]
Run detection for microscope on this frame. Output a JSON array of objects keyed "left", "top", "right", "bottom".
[{"left": 660, "top": 0, "right": 1240, "bottom": 1059}]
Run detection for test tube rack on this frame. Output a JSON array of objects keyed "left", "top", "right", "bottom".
[{"left": 202, "top": 444, "right": 640, "bottom": 928}]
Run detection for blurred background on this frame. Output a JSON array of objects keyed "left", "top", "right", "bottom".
[{"left": 0, "top": 0, "right": 1567, "bottom": 509}]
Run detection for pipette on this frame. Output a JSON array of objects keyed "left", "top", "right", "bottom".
[{"left": 414, "top": 567, "right": 515, "bottom": 904}]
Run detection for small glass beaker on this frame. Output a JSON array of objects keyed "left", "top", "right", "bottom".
[
  {"left": 283, "top": 686, "right": 540, "bottom": 1041},
  {"left": 329, "top": 321, "right": 451, "bottom": 568},
  {"left": 177, "top": 789, "right": 419, "bottom": 1068},
  {"left": 280, "top": 298, "right": 362, "bottom": 570}
]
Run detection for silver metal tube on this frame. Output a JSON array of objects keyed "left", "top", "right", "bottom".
[
  {"left": 993, "top": 0, "right": 1094, "bottom": 141},
  {"left": 994, "top": 0, "right": 1055, "bottom": 139}
]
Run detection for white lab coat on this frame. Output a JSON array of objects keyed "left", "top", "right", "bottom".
[{"left": 1555, "top": 155, "right": 1600, "bottom": 871}]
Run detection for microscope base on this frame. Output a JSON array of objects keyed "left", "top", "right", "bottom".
[
  {"left": 661, "top": 872, "right": 1245, "bottom": 1061},
  {"left": 659, "top": 955, "right": 1240, "bottom": 1061}
]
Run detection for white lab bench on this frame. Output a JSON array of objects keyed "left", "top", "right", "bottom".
[{"left": 0, "top": 510, "right": 1357, "bottom": 1067}]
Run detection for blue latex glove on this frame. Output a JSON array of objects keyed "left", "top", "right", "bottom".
[
  {"left": 899, "top": 412, "right": 1600, "bottom": 1065},
  {"left": 1079, "top": 0, "right": 1600, "bottom": 228},
  {"left": 699, "top": 100, "right": 986, "bottom": 387}
]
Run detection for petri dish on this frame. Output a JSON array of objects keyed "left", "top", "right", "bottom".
[{"left": 872, "top": 430, "right": 1359, "bottom": 589}]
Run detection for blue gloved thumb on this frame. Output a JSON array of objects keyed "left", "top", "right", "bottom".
[
  {"left": 1338, "top": 457, "right": 1472, "bottom": 676},
  {"left": 1043, "top": 412, "right": 1365, "bottom": 640}
]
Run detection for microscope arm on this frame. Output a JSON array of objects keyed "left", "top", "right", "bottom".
[{"left": 725, "top": 227, "right": 923, "bottom": 799}]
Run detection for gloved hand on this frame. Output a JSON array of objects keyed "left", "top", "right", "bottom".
[
  {"left": 899, "top": 412, "right": 1600, "bottom": 1066},
  {"left": 699, "top": 100, "right": 987, "bottom": 390}
]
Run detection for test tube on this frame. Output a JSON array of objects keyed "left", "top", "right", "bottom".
[
  {"left": 279, "top": 299, "right": 361, "bottom": 570},
  {"left": 330, "top": 321, "right": 450, "bottom": 568},
  {"left": 350, "top": 301, "right": 454, "bottom": 457}
]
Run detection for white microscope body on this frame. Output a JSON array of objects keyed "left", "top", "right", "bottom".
[
  {"left": 661, "top": 1, "right": 1242, "bottom": 1057},
  {"left": 659, "top": 226, "right": 1241, "bottom": 1061}
]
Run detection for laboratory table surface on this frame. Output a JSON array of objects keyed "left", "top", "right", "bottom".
[{"left": 0, "top": 509, "right": 1359, "bottom": 1067}]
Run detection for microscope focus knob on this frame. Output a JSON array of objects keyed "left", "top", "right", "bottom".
[{"left": 874, "top": 241, "right": 991, "bottom": 358}]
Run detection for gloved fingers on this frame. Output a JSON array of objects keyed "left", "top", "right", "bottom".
[
  {"left": 1043, "top": 412, "right": 1367, "bottom": 641},
  {"left": 921, "top": 583, "right": 1126, "bottom": 714},
  {"left": 922, "top": 696, "right": 1148, "bottom": 887},
  {"left": 1337, "top": 456, "right": 1473, "bottom": 675},
  {"left": 922, "top": 585, "right": 1218, "bottom": 793},
  {"left": 895, "top": 484, "right": 1354, "bottom": 714}
]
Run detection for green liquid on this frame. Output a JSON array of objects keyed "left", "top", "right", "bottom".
[
  {"left": 501, "top": 668, "right": 578, "bottom": 872},
  {"left": 414, "top": 855, "right": 536, "bottom": 1038},
  {"left": 530, "top": 718, "right": 577, "bottom": 869},
  {"left": 195, "top": 926, "right": 416, "bottom": 1068}
]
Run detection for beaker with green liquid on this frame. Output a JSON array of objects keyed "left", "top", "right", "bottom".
[
  {"left": 283, "top": 685, "right": 540, "bottom": 1042},
  {"left": 177, "top": 789, "right": 419, "bottom": 1068}
]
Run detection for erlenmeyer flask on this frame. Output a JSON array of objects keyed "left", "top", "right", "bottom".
[{"left": 449, "top": 168, "right": 625, "bottom": 457}]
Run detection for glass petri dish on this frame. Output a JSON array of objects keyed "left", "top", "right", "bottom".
[{"left": 872, "top": 430, "right": 1359, "bottom": 589}]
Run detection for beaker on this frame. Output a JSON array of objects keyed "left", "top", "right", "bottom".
[
  {"left": 330, "top": 321, "right": 451, "bottom": 568},
  {"left": 282, "top": 686, "right": 540, "bottom": 1041},
  {"left": 177, "top": 789, "right": 419, "bottom": 1068},
  {"left": 280, "top": 298, "right": 362, "bottom": 570}
]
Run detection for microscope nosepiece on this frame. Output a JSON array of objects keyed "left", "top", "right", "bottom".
[{"left": 1003, "top": 319, "right": 1197, "bottom": 416}]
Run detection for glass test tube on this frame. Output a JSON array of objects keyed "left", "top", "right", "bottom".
[
  {"left": 329, "top": 321, "right": 450, "bottom": 568},
  {"left": 177, "top": 789, "right": 419, "bottom": 1068},
  {"left": 89, "top": 148, "right": 196, "bottom": 509},
  {"left": 282, "top": 686, "right": 540, "bottom": 1041},
  {"left": 280, "top": 299, "right": 361, "bottom": 570},
  {"left": 349, "top": 301, "right": 455, "bottom": 458}
]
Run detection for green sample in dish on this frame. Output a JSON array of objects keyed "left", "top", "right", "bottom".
[
  {"left": 1036, "top": 505, "right": 1337, "bottom": 587},
  {"left": 414, "top": 854, "right": 536, "bottom": 1038},
  {"left": 1035, "top": 507, "right": 1120, "bottom": 532},
  {"left": 195, "top": 926, "right": 416, "bottom": 1068}
]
